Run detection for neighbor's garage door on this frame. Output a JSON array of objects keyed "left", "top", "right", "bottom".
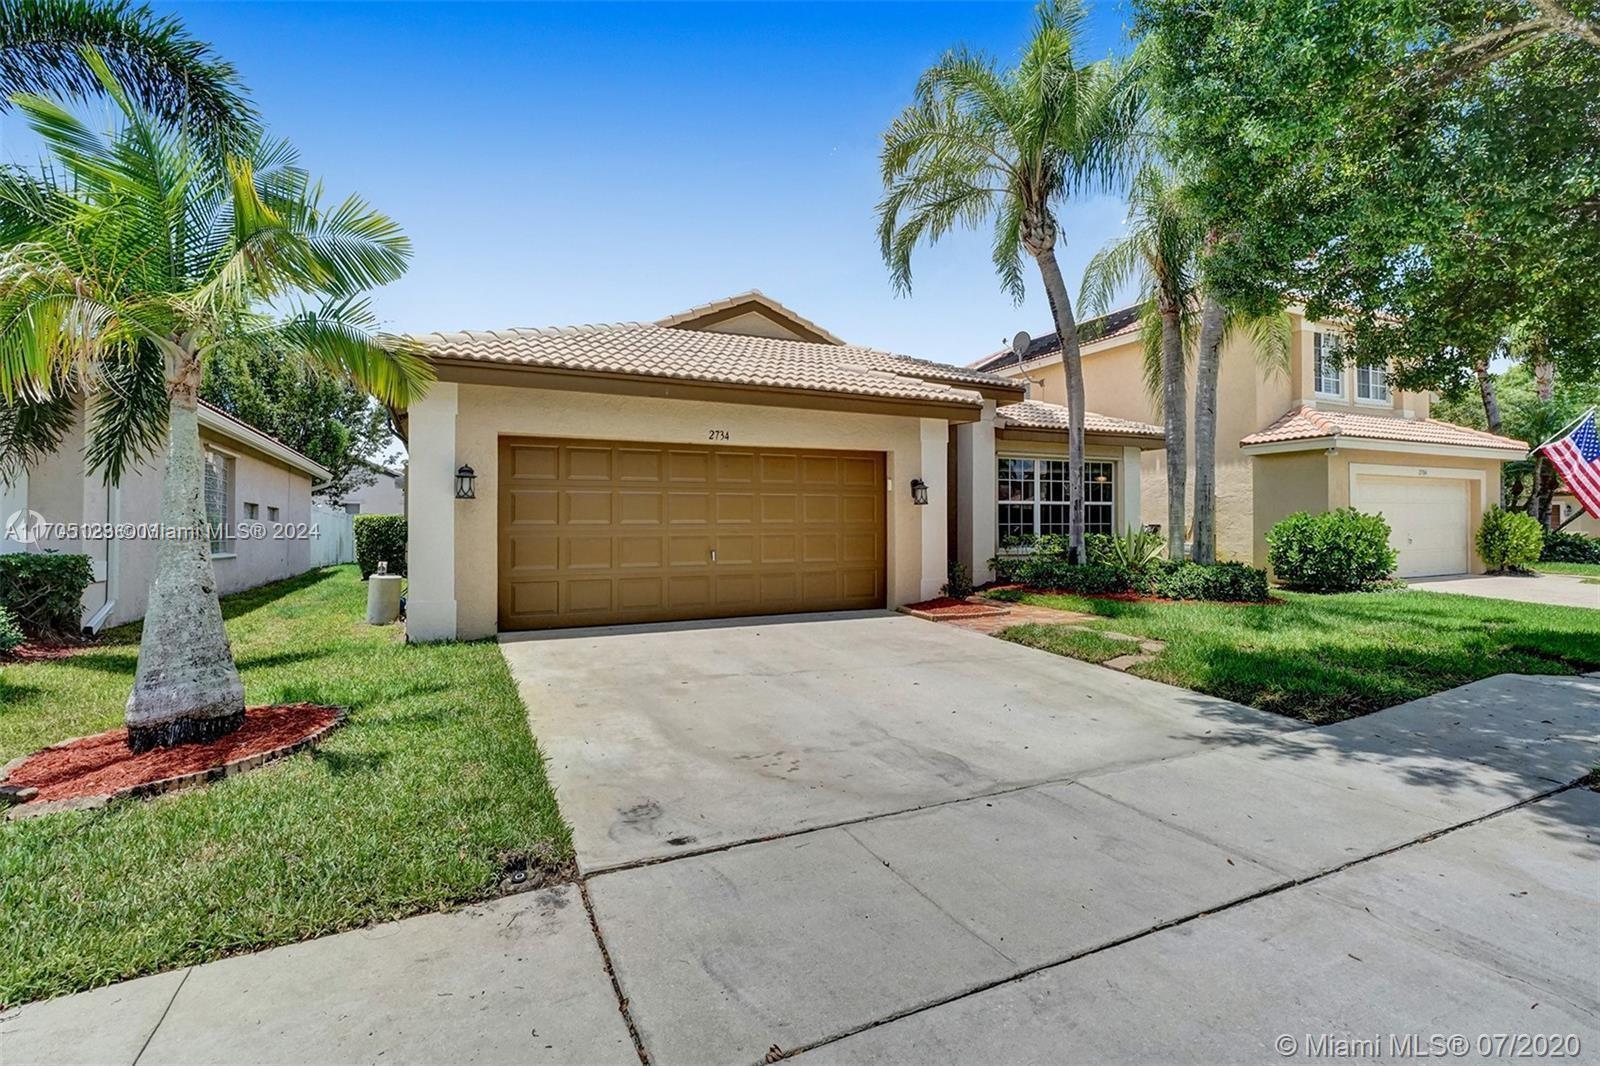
[
  {"left": 498, "top": 437, "right": 886, "bottom": 630},
  {"left": 1351, "top": 473, "right": 1469, "bottom": 577}
]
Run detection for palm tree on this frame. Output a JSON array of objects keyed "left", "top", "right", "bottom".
[
  {"left": 0, "top": 52, "right": 429, "bottom": 749},
  {"left": 1079, "top": 163, "right": 1200, "bottom": 559},
  {"left": 878, "top": 0, "right": 1143, "bottom": 559},
  {"left": 0, "top": 0, "right": 254, "bottom": 149}
]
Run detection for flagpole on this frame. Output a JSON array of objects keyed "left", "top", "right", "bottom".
[{"left": 1531, "top": 405, "right": 1597, "bottom": 454}]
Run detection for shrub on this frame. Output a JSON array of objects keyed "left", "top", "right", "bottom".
[
  {"left": 0, "top": 605, "right": 22, "bottom": 654},
  {"left": 353, "top": 514, "right": 407, "bottom": 579},
  {"left": 1151, "top": 560, "right": 1270, "bottom": 602},
  {"left": 1477, "top": 506, "right": 1543, "bottom": 572},
  {"left": 1541, "top": 529, "right": 1600, "bottom": 564},
  {"left": 0, "top": 552, "right": 93, "bottom": 637},
  {"left": 1016, "top": 558, "right": 1131, "bottom": 594},
  {"left": 1267, "top": 509, "right": 1397, "bottom": 592},
  {"left": 942, "top": 562, "right": 974, "bottom": 600},
  {"left": 1087, "top": 529, "right": 1165, "bottom": 578}
]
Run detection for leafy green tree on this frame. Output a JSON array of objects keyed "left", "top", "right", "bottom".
[
  {"left": 878, "top": 0, "right": 1143, "bottom": 558},
  {"left": 1079, "top": 163, "right": 1201, "bottom": 559},
  {"left": 0, "top": 53, "right": 429, "bottom": 749},
  {"left": 0, "top": 0, "right": 255, "bottom": 149},
  {"left": 1134, "top": 0, "right": 1600, "bottom": 392},
  {"left": 202, "top": 340, "right": 392, "bottom": 503}
]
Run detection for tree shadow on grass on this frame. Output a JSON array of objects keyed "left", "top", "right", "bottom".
[
  {"left": 218, "top": 567, "right": 344, "bottom": 621},
  {"left": 234, "top": 648, "right": 329, "bottom": 672}
]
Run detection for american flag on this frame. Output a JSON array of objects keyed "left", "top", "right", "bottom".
[{"left": 1540, "top": 410, "right": 1600, "bottom": 518}]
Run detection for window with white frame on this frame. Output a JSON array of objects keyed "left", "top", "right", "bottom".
[
  {"left": 1314, "top": 332, "right": 1345, "bottom": 397},
  {"left": 204, "top": 449, "right": 234, "bottom": 555},
  {"left": 997, "top": 458, "right": 1115, "bottom": 545},
  {"left": 1356, "top": 359, "right": 1390, "bottom": 402}
]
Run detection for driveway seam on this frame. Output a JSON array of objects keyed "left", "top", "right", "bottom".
[
  {"left": 838, "top": 825, "right": 1021, "bottom": 968},
  {"left": 578, "top": 880, "right": 651, "bottom": 1066},
  {"left": 128, "top": 966, "right": 190, "bottom": 1066},
  {"left": 769, "top": 776, "right": 1590, "bottom": 1063}
]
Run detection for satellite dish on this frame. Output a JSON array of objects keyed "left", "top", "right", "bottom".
[{"left": 1011, "top": 331, "right": 1032, "bottom": 357}]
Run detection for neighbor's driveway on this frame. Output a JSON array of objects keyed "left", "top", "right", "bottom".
[
  {"left": 498, "top": 610, "right": 1300, "bottom": 871},
  {"left": 1408, "top": 572, "right": 1598, "bottom": 609}
]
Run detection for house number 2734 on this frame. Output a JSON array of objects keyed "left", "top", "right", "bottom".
[{"left": 708, "top": 429, "right": 731, "bottom": 441}]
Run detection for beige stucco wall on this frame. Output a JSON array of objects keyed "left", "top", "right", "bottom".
[
  {"left": 1552, "top": 497, "right": 1600, "bottom": 537},
  {"left": 407, "top": 381, "right": 951, "bottom": 641},
  {"left": 337, "top": 470, "right": 406, "bottom": 515},
  {"left": 1252, "top": 447, "right": 1504, "bottom": 575},
  {"left": 13, "top": 403, "right": 315, "bottom": 629}
]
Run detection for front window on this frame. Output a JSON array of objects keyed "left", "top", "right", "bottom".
[
  {"left": 1314, "top": 332, "right": 1344, "bottom": 397},
  {"left": 997, "top": 458, "right": 1115, "bottom": 546},
  {"left": 204, "top": 450, "right": 234, "bottom": 555},
  {"left": 1356, "top": 360, "right": 1390, "bottom": 402}
]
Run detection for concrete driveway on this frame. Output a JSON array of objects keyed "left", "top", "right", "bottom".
[
  {"left": 499, "top": 611, "right": 1301, "bottom": 871},
  {"left": 1408, "top": 571, "right": 1599, "bottom": 609}
]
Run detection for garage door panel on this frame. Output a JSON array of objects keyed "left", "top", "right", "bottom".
[
  {"left": 1352, "top": 473, "right": 1469, "bottom": 579},
  {"left": 500, "top": 438, "right": 886, "bottom": 630}
]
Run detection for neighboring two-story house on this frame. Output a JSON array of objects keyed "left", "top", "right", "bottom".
[{"left": 970, "top": 309, "right": 1529, "bottom": 578}]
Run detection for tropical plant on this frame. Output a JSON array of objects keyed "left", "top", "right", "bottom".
[
  {"left": 0, "top": 0, "right": 255, "bottom": 150},
  {"left": 1086, "top": 527, "right": 1165, "bottom": 576},
  {"left": 1080, "top": 163, "right": 1202, "bottom": 559},
  {"left": 1476, "top": 505, "right": 1544, "bottom": 571},
  {"left": 1541, "top": 529, "right": 1600, "bottom": 563},
  {"left": 0, "top": 53, "right": 430, "bottom": 749},
  {"left": 1267, "top": 509, "right": 1398, "bottom": 591},
  {"left": 878, "top": 0, "right": 1143, "bottom": 559}
]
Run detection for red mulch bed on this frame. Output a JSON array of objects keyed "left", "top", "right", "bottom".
[
  {"left": 3, "top": 703, "right": 340, "bottom": 807},
  {"left": 985, "top": 583, "right": 1283, "bottom": 606},
  {"left": 901, "top": 596, "right": 1010, "bottom": 619},
  {"left": 2, "top": 641, "right": 91, "bottom": 664}
]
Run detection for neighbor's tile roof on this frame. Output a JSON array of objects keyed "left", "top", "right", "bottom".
[
  {"left": 1240, "top": 406, "right": 1528, "bottom": 452},
  {"left": 417, "top": 322, "right": 1014, "bottom": 407},
  {"left": 970, "top": 306, "right": 1144, "bottom": 373},
  {"left": 997, "top": 399, "right": 1163, "bottom": 438}
]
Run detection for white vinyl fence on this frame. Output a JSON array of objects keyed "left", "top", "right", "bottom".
[{"left": 310, "top": 502, "right": 355, "bottom": 567}]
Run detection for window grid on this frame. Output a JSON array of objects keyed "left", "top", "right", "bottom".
[
  {"left": 1356, "top": 362, "right": 1390, "bottom": 402},
  {"left": 1314, "top": 332, "right": 1344, "bottom": 397},
  {"left": 204, "top": 450, "right": 233, "bottom": 554},
  {"left": 997, "top": 458, "right": 1116, "bottom": 543}
]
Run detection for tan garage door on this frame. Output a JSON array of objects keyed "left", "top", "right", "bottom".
[
  {"left": 499, "top": 437, "right": 886, "bottom": 630},
  {"left": 1351, "top": 473, "right": 1469, "bottom": 577}
]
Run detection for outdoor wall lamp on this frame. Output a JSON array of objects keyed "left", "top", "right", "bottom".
[
  {"left": 454, "top": 464, "right": 477, "bottom": 500},
  {"left": 910, "top": 478, "right": 929, "bottom": 506}
]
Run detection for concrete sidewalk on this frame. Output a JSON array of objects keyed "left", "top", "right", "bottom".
[{"left": 1409, "top": 571, "right": 1598, "bottom": 609}]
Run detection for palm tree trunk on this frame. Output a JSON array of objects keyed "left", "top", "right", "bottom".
[
  {"left": 1190, "top": 294, "right": 1226, "bottom": 564},
  {"left": 1473, "top": 356, "right": 1501, "bottom": 433},
  {"left": 1030, "top": 244, "right": 1087, "bottom": 559},
  {"left": 125, "top": 351, "right": 244, "bottom": 751},
  {"left": 1159, "top": 301, "right": 1187, "bottom": 560}
]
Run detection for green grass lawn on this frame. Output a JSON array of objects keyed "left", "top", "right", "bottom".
[
  {"left": 990, "top": 587, "right": 1600, "bottom": 725},
  {"left": 0, "top": 566, "right": 570, "bottom": 1008},
  {"left": 1536, "top": 561, "right": 1600, "bottom": 579}
]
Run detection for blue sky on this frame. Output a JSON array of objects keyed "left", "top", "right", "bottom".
[{"left": 2, "top": 2, "right": 1141, "bottom": 366}]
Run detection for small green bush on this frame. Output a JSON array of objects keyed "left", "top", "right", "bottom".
[
  {"left": 1541, "top": 529, "right": 1600, "bottom": 563},
  {"left": 1151, "top": 560, "right": 1270, "bottom": 602},
  {"left": 353, "top": 514, "right": 407, "bottom": 579},
  {"left": 1477, "top": 506, "right": 1543, "bottom": 572},
  {"left": 0, "top": 552, "right": 92, "bottom": 637},
  {"left": 0, "top": 605, "right": 23, "bottom": 654},
  {"left": 1087, "top": 529, "right": 1165, "bottom": 578},
  {"left": 1267, "top": 509, "right": 1397, "bottom": 592},
  {"left": 942, "top": 562, "right": 974, "bottom": 600},
  {"left": 1017, "top": 558, "right": 1131, "bottom": 594}
]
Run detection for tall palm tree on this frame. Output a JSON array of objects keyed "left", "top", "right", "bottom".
[
  {"left": 0, "top": 0, "right": 254, "bottom": 149},
  {"left": 1079, "top": 163, "right": 1200, "bottom": 558},
  {"left": 0, "top": 52, "right": 429, "bottom": 749},
  {"left": 878, "top": 0, "right": 1143, "bottom": 559}
]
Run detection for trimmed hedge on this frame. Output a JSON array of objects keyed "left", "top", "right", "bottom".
[
  {"left": 0, "top": 605, "right": 22, "bottom": 654},
  {"left": 1267, "top": 509, "right": 1397, "bottom": 592},
  {"left": 1151, "top": 560, "right": 1270, "bottom": 602},
  {"left": 1477, "top": 506, "right": 1543, "bottom": 572},
  {"left": 0, "top": 552, "right": 93, "bottom": 637},
  {"left": 354, "top": 514, "right": 407, "bottom": 579},
  {"left": 1541, "top": 529, "right": 1600, "bottom": 564}
]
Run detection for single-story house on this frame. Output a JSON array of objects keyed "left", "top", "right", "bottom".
[
  {"left": 333, "top": 460, "right": 407, "bottom": 515},
  {"left": 970, "top": 309, "right": 1530, "bottom": 579},
  {"left": 1, "top": 400, "right": 330, "bottom": 630},
  {"left": 403, "top": 291, "right": 1162, "bottom": 639},
  {"left": 1552, "top": 490, "right": 1599, "bottom": 537}
]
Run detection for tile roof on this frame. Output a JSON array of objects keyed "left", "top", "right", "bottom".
[
  {"left": 997, "top": 399, "right": 1163, "bottom": 438},
  {"left": 418, "top": 322, "right": 1013, "bottom": 408},
  {"left": 197, "top": 400, "right": 330, "bottom": 479},
  {"left": 1240, "top": 406, "right": 1528, "bottom": 452},
  {"left": 655, "top": 290, "right": 847, "bottom": 345},
  {"left": 970, "top": 305, "right": 1144, "bottom": 373}
]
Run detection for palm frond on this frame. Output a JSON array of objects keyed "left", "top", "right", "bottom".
[
  {"left": 274, "top": 298, "right": 433, "bottom": 409},
  {"left": 83, "top": 337, "right": 166, "bottom": 482},
  {"left": 0, "top": 383, "right": 74, "bottom": 481},
  {"left": 1228, "top": 305, "right": 1293, "bottom": 378}
]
